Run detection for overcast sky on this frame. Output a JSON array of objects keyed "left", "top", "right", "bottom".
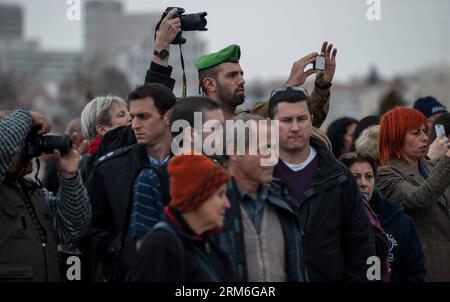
[{"left": 1, "top": 0, "right": 449, "bottom": 82}]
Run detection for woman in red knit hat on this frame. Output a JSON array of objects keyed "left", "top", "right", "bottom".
[{"left": 127, "top": 154, "right": 235, "bottom": 282}]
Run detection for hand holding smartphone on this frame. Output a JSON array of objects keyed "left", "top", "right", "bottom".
[{"left": 435, "top": 124, "right": 446, "bottom": 137}]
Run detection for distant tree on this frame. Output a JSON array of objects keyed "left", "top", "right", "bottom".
[
  {"left": 0, "top": 72, "right": 19, "bottom": 110},
  {"left": 378, "top": 89, "right": 406, "bottom": 116},
  {"left": 94, "top": 67, "right": 131, "bottom": 100}
]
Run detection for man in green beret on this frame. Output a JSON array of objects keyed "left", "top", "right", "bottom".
[
  {"left": 195, "top": 41, "right": 337, "bottom": 127},
  {"left": 195, "top": 44, "right": 245, "bottom": 119}
]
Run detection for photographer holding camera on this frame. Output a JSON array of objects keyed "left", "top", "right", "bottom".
[{"left": 0, "top": 109, "right": 91, "bottom": 281}]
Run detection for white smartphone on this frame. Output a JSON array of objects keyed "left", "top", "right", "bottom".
[
  {"left": 313, "top": 55, "right": 325, "bottom": 71},
  {"left": 435, "top": 124, "right": 446, "bottom": 137}
]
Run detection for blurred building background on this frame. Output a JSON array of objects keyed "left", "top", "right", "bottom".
[
  {"left": 0, "top": 0, "right": 206, "bottom": 132},
  {"left": 1, "top": 0, "right": 450, "bottom": 133}
]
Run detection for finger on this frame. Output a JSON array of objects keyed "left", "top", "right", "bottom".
[
  {"left": 37, "top": 122, "right": 51, "bottom": 135},
  {"left": 303, "top": 56, "right": 317, "bottom": 66},
  {"left": 321, "top": 41, "right": 328, "bottom": 54},
  {"left": 53, "top": 149, "right": 62, "bottom": 160},
  {"left": 331, "top": 48, "right": 337, "bottom": 60},
  {"left": 301, "top": 52, "right": 318, "bottom": 62},
  {"left": 71, "top": 132, "right": 81, "bottom": 145},
  {"left": 165, "top": 8, "right": 178, "bottom": 20},
  {"left": 305, "top": 69, "right": 316, "bottom": 77},
  {"left": 316, "top": 71, "right": 324, "bottom": 78},
  {"left": 78, "top": 140, "right": 89, "bottom": 155},
  {"left": 326, "top": 43, "right": 333, "bottom": 57}
]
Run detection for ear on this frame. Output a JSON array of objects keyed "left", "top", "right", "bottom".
[
  {"left": 164, "top": 109, "right": 172, "bottom": 126},
  {"left": 203, "top": 78, "right": 217, "bottom": 94},
  {"left": 95, "top": 124, "right": 109, "bottom": 136}
]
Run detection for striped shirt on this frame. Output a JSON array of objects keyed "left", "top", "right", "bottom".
[
  {"left": 130, "top": 155, "right": 169, "bottom": 240},
  {"left": 0, "top": 109, "right": 91, "bottom": 243}
]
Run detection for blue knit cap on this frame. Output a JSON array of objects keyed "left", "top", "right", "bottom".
[{"left": 413, "top": 96, "right": 447, "bottom": 118}]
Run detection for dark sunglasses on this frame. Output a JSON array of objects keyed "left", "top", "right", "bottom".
[{"left": 270, "top": 86, "right": 309, "bottom": 98}]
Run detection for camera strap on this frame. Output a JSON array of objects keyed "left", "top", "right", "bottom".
[{"left": 179, "top": 44, "right": 187, "bottom": 98}]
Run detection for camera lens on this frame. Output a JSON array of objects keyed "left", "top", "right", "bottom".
[
  {"left": 41, "top": 135, "right": 72, "bottom": 155},
  {"left": 181, "top": 12, "right": 207, "bottom": 31}
]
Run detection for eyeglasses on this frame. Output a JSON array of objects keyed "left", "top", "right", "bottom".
[{"left": 270, "top": 86, "right": 309, "bottom": 98}]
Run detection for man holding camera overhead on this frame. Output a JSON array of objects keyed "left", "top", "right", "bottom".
[{"left": 0, "top": 109, "right": 91, "bottom": 281}]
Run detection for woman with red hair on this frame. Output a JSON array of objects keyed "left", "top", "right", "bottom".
[{"left": 376, "top": 107, "right": 450, "bottom": 281}]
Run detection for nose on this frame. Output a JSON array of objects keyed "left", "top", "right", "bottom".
[
  {"left": 359, "top": 177, "right": 368, "bottom": 188},
  {"left": 131, "top": 118, "right": 140, "bottom": 130},
  {"left": 223, "top": 196, "right": 231, "bottom": 209},
  {"left": 238, "top": 74, "right": 245, "bottom": 86},
  {"left": 291, "top": 119, "right": 300, "bottom": 131},
  {"left": 420, "top": 130, "right": 428, "bottom": 142}
]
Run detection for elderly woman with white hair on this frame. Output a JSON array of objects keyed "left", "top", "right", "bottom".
[
  {"left": 81, "top": 95, "right": 131, "bottom": 154},
  {"left": 80, "top": 95, "right": 131, "bottom": 181}
]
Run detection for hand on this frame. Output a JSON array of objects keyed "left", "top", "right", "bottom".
[
  {"left": 315, "top": 41, "right": 337, "bottom": 86},
  {"left": 284, "top": 52, "right": 318, "bottom": 87},
  {"left": 30, "top": 111, "right": 51, "bottom": 135},
  {"left": 429, "top": 135, "right": 450, "bottom": 160},
  {"left": 64, "top": 131, "right": 88, "bottom": 156},
  {"left": 154, "top": 8, "right": 181, "bottom": 50},
  {"left": 55, "top": 136, "right": 89, "bottom": 179}
]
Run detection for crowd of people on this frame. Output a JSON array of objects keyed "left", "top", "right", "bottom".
[{"left": 1, "top": 8, "right": 450, "bottom": 282}]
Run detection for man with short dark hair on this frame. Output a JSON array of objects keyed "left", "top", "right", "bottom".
[
  {"left": 267, "top": 89, "right": 375, "bottom": 281},
  {"left": 78, "top": 83, "right": 176, "bottom": 281}
]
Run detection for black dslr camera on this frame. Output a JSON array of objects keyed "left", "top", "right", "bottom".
[
  {"left": 158, "top": 7, "right": 207, "bottom": 44},
  {"left": 23, "top": 125, "right": 72, "bottom": 159}
]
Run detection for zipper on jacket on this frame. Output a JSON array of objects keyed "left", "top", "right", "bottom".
[{"left": 42, "top": 242, "right": 48, "bottom": 281}]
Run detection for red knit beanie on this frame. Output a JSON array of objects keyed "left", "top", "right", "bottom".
[{"left": 168, "top": 154, "right": 230, "bottom": 213}]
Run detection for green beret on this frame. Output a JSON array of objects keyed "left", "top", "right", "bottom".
[{"left": 195, "top": 44, "right": 241, "bottom": 71}]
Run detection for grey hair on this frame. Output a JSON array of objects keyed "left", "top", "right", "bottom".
[
  {"left": 355, "top": 125, "right": 380, "bottom": 161},
  {"left": 81, "top": 95, "right": 127, "bottom": 141}
]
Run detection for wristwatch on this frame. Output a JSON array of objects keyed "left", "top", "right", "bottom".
[
  {"left": 315, "top": 80, "right": 332, "bottom": 90},
  {"left": 153, "top": 49, "right": 170, "bottom": 61}
]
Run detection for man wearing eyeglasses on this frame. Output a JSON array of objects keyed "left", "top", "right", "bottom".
[
  {"left": 267, "top": 88, "right": 375, "bottom": 281},
  {"left": 195, "top": 42, "right": 336, "bottom": 125}
]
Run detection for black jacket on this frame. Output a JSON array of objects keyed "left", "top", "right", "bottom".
[
  {"left": 127, "top": 207, "right": 235, "bottom": 282},
  {"left": 78, "top": 143, "right": 149, "bottom": 281},
  {"left": 370, "top": 190, "right": 426, "bottom": 282},
  {"left": 274, "top": 138, "right": 375, "bottom": 281},
  {"left": 81, "top": 125, "right": 137, "bottom": 182}
]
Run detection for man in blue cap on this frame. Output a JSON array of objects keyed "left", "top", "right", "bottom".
[
  {"left": 413, "top": 96, "right": 448, "bottom": 130},
  {"left": 195, "top": 41, "right": 337, "bottom": 127}
]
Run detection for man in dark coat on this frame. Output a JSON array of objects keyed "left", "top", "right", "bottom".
[{"left": 268, "top": 89, "right": 375, "bottom": 281}]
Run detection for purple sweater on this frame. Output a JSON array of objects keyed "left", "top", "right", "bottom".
[{"left": 273, "top": 157, "right": 319, "bottom": 205}]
